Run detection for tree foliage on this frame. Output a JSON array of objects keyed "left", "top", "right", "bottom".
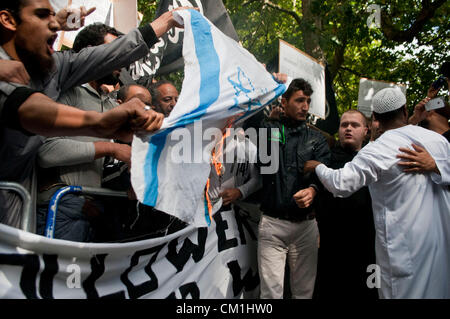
[{"left": 138, "top": 0, "right": 449, "bottom": 116}]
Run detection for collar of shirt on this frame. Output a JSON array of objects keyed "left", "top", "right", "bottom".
[
  {"left": 82, "top": 83, "right": 102, "bottom": 98},
  {"left": 279, "top": 115, "right": 307, "bottom": 130},
  {"left": 0, "top": 46, "right": 12, "bottom": 61}
]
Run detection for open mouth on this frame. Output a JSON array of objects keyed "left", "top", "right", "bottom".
[{"left": 47, "top": 34, "right": 58, "bottom": 54}]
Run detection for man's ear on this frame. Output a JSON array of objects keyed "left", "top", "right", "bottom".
[
  {"left": 281, "top": 97, "right": 287, "bottom": 109},
  {"left": 403, "top": 105, "right": 409, "bottom": 119},
  {"left": 0, "top": 10, "right": 19, "bottom": 32}
]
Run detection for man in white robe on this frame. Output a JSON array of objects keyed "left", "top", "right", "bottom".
[{"left": 304, "top": 88, "right": 450, "bottom": 299}]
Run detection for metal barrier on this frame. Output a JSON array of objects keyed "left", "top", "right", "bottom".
[
  {"left": 44, "top": 186, "right": 128, "bottom": 239},
  {"left": 0, "top": 182, "right": 33, "bottom": 233}
]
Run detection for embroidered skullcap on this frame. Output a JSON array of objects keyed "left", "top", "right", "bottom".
[{"left": 372, "top": 87, "right": 406, "bottom": 114}]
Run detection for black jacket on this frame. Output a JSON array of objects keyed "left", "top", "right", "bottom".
[
  {"left": 258, "top": 116, "right": 331, "bottom": 221},
  {"left": 315, "top": 144, "right": 377, "bottom": 298}
]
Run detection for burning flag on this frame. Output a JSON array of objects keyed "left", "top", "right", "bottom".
[{"left": 131, "top": 10, "right": 287, "bottom": 227}]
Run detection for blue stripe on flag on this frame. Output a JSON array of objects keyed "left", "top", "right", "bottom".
[
  {"left": 172, "top": 10, "right": 221, "bottom": 127},
  {"left": 142, "top": 10, "right": 221, "bottom": 207},
  {"left": 143, "top": 129, "right": 173, "bottom": 206},
  {"left": 204, "top": 197, "right": 211, "bottom": 226}
]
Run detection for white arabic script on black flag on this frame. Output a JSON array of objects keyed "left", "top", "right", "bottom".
[{"left": 126, "top": 0, "right": 239, "bottom": 86}]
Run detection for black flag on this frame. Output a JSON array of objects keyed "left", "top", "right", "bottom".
[{"left": 126, "top": 0, "right": 239, "bottom": 86}]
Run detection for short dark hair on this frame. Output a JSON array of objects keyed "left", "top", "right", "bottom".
[
  {"left": 441, "top": 61, "right": 450, "bottom": 78},
  {"left": 117, "top": 84, "right": 148, "bottom": 102},
  {"left": 282, "top": 78, "right": 313, "bottom": 101},
  {"left": 150, "top": 80, "right": 176, "bottom": 105},
  {"left": 373, "top": 105, "right": 406, "bottom": 124},
  {"left": 0, "top": 0, "right": 29, "bottom": 24},
  {"left": 72, "top": 23, "right": 123, "bottom": 52}
]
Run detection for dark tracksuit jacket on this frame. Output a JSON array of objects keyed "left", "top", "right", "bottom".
[{"left": 258, "top": 116, "right": 331, "bottom": 222}]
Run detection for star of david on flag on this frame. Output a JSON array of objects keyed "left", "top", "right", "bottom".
[{"left": 131, "top": 9, "right": 289, "bottom": 227}]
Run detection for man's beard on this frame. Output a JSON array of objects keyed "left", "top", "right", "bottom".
[{"left": 15, "top": 44, "right": 54, "bottom": 79}]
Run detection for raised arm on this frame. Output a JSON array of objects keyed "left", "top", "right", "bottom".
[{"left": 55, "top": 9, "right": 189, "bottom": 94}]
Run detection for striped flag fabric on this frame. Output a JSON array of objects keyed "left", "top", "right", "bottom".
[{"left": 131, "top": 9, "right": 288, "bottom": 227}]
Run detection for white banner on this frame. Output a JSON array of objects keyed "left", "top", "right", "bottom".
[
  {"left": 0, "top": 209, "right": 259, "bottom": 299},
  {"left": 357, "top": 78, "right": 407, "bottom": 117},
  {"left": 279, "top": 40, "right": 326, "bottom": 119}
]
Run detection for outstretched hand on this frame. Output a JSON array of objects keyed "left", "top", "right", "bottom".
[
  {"left": 98, "top": 98, "right": 164, "bottom": 142},
  {"left": 272, "top": 73, "right": 288, "bottom": 84},
  {"left": 150, "top": 7, "right": 200, "bottom": 37}
]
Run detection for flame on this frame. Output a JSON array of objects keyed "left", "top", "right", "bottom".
[
  {"left": 204, "top": 115, "right": 243, "bottom": 224},
  {"left": 211, "top": 116, "right": 241, "bottom": 176},
  {"left": 205, "top": 179, "right": 213, "bottom": 224}
]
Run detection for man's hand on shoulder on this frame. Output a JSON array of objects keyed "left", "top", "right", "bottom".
[{"left": 397, "top": 144, "right": 440, "bottom": 175}]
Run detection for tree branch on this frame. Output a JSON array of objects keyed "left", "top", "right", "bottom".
[
  {"left": 329, "top": 36, "right": 348, "bottom": 81},
  {"left": 381, "top": 0, "right": 446, "bottom": 42},
  {"left": 243, "top": 0, "right": 259, "bottom": 7},
  {"left": 339, "top": 66, "right": 365, "bottom": 78},
  {"left": 256, "top": 0, "right": 303, "bottom": 25}
]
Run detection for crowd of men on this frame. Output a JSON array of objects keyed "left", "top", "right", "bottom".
[{"left": 0, "top": 0, "right": 449, "bottom": 299}]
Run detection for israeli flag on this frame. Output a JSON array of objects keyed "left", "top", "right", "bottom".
[{"left": 131, "top": 10, "right": 288, "bottom": 227}]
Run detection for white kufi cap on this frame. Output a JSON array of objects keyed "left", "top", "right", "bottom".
[{"left": 372, "top": 88, "right": 406, "bottom": 114}]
